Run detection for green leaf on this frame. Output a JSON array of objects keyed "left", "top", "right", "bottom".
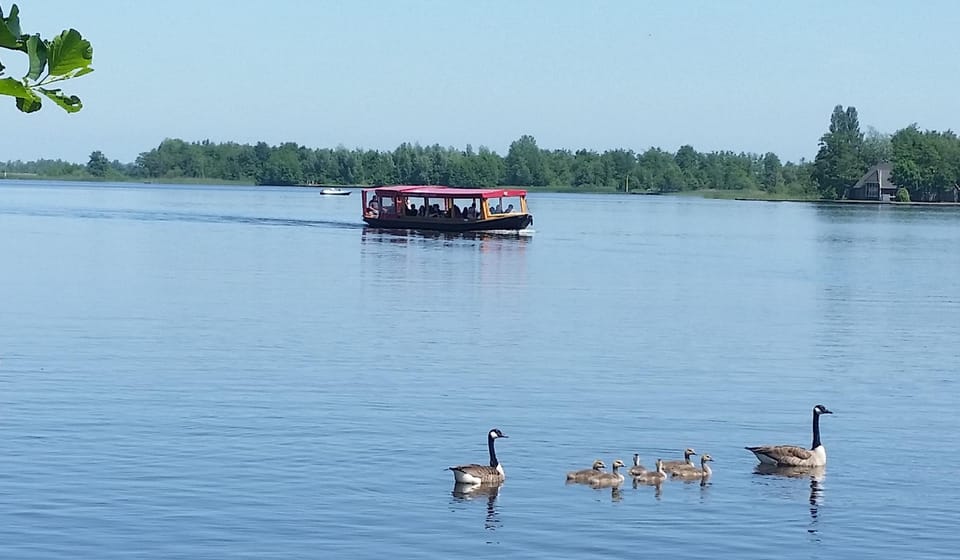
[
  {"left": 16, "top": 92, "right": 41, "bottom": 112},
  {"left": 0, "top": 4, "right": 21, "bottom": 49},
  {"left": 0, "top": 75, "right": 29, "bottom": 97},
  {"left": 0, "top": 76, "right": 44, "bottom": 113},
  {"left": 38, "top": 87, "right": 82, "bottom": 113},
  {"left": 25, "top": 34, "right": 47, "bottom": 81},
  {"left": 46, "top": 29, "right": 93, "bottom": 78}
]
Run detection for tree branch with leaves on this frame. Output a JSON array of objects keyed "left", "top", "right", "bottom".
[{"left": 0, "top": 3, "right": 93, "bottom": 113}]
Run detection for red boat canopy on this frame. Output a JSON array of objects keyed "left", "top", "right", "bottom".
[{"left": 362, "top": 185, "right": 527, "bottom": 199}]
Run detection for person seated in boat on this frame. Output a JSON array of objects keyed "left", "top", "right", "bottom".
[
  {"left": 429, "top": 204, "right": 442, "bottom": 218},
  {"left": 365, "top": 197, "right": 380, "bottom": 217},
  {"left": 467, "top": 202, "right": 478, "bottom": 219},
  {"left": 451, "top": 204, "right": 462, "bottom": 219},
  {"left": 504, "top": 203, "right": 514, "bottom": 213},
  {"left": 418, "top": 204, "right": 426, "bottom": 216},
  {"left": 406, "top": 202, "right": 418, "bottom": 216},
  {"left": 494, "top": 201, "right": 503, "bottom": 214}
]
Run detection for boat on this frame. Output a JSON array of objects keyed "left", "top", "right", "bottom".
[
  {"left": 320, "top": 187, "right": 351, "bottom": 196},
  {"left": 361, "top": 185, "right": 533, "bottom": 232}
]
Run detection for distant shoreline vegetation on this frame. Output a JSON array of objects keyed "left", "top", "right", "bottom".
[{"left": 2, "top": 105, "right": 959, "bottom": 202}]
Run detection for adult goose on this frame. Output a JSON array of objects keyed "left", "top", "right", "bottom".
[
  {"left": 661, "top": 448, "right": 697, "bottom": 471},
  {"left": 671, "top": 454, "right": 713, "bottom": 479},
  {"left": 590, "top": 459, "right": 626, "bottom": 487},
  {"left": 746, "top": 404, "right": 833, "bottom": 467},
  {"left": 449, "top": 428, "right": 508, "bottom": 484},
  {"left": 566, "top": 459, "right": 606, "bottom": 482}
]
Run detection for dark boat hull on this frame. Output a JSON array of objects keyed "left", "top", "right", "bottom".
[{"left": 363, "top": 214, "right": 532, "bottom": 232}]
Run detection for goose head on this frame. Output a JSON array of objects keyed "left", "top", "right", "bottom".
[
  {"left": 610, "top": 459, "right": 626, "bottom": 470},
  {"left": 488, "top": 428, "right": 508, "bottom": 439},
  {"left": 814, "top": 404, "right": 833, "bottom": 416},
  {"left": 700, "top": 453, "right": 714, "bottom": 464},
  {"left": 683, "top": 448, "right": 697, "bottom": 459},
  {"left": 591, "top": 459, "right": 606, "bottom": 470}
]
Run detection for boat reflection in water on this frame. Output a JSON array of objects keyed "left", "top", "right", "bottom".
[
  {"left": 451, "top": 483, "right": 502, "bottom": 532},
  {"left": 360, "top": 226, "right": 533, "bottom": 247}
]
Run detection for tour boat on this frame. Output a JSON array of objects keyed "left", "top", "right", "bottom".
[{"left": 361, "top": 185, "right": 533, "bottom": 232}]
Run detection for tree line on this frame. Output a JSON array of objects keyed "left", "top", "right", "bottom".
[
  {"left": 3, "top": 105, "right": 959, "bottom": 201},
  {"left": 1, "top": 137, "right": 821, "bottom": 196}
]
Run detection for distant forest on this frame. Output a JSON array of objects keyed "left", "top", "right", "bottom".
[{"left": 3, "top": 105, "right": 959, "bottom": 201}]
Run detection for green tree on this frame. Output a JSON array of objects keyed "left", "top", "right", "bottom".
[
  {"left": 891, "top": 125, "right": 960, "bottom": 201},
  {"left": 813, "top": 105, "right": 866, "bottom": 199},
  {"left": 861, "top": 126, "right": 892, "bottom": 166},
  {"left": 0, "top": 3, "right": 93, "bottom": 113},
  {"left": 505, "top": 135, "right": 547, "bottom": 186},
  {"left": 87, "top": 150, "right": 108, "bottom": 177},
  {"left": 760, "top": 152, "right": 783, "bottom": 192}
]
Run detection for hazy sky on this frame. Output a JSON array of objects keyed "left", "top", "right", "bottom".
[{"left": 3, "top": 0, "right": 958, "bottom": 164}]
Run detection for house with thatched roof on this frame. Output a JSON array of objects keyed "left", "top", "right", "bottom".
[{"left": 845, "top": 163, "right": 899, "bottom": 201}]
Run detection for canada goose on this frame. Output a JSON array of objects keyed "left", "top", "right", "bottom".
[
  {"left": 661, "top": 448, "right": 697, "bottom": 471},
  {"left": 566, "top": 459, "right": 606, "bottom": 482},
  {"left": 590, "top": 459, "right": 626, "bottom": 487},
  {"left": 746, "top": 404, "right": 833, "bottom": 467},
  {"left": 633, "top": 458, "right": 667, "bottom": 484},
  {"left": 628, "top": 453, "right": 647, "bottom": 476},
  {"left": 671, "top": 454, "right": 713, "bottom": 478},
  {"left": 449, "top": 428, "right": 508, "bottom": 484}
]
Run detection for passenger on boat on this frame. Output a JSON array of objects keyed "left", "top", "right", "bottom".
[
  {"left": 365, "top": 197, "right": 380, "bottom": 218},
  {"left": 495, "top": 202, "right": 503, "bottom": 213},
  {"left": 467, "top": 202, "right": 478, "bottom": 219},
  {"left": 407, "top": 202, "right": 418, "bottom": 216},
  {"left": 452, "top": 204, "right": 462, "bottom": 219},
  {"left": 505, "top": 203, "right": 514, "bottom": 213}
]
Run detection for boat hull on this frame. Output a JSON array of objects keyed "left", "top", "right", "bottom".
[{"left": 363, "top": 214, "right": 532, "bottom": 232}]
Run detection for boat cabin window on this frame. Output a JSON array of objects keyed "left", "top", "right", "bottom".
[
  {"left": 378, "top": 195, "right": 397, "bottom": 216},
  {"left": 488, "top": 196, "right": 522, "bottom": 214}
]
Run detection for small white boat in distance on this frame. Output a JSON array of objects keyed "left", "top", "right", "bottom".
[{"left": 320, "top": 187, "right": 351, "bottom": 196}]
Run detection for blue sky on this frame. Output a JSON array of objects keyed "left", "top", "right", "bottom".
[{"left": 3, "top": 0, "right": 958, "bottom": 164}]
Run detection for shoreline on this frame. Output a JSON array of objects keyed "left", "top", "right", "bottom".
[{"left": 4, "top": 177, "right": 960, "bottom": 206}]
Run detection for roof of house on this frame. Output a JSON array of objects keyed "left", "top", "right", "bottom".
[{"left": 852, "top": 163, "right": 899, "bottom": 190}]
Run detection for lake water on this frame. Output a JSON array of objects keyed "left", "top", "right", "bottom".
[{"left": 1, "top": 180, "right": 958, "bottom": 559}]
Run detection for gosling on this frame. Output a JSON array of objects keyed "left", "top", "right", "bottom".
[
  {"left": 671, "top": 454, "right": 714, "bottom": 479},
  {"left": 566, "top": 459, "right": 606, "bottom": 482},
  {"left": 590, "top": 459, "right": 626, "bottom": 487},
  {"left": 633, "top": 458, "right": 667, "bottom": 484}
]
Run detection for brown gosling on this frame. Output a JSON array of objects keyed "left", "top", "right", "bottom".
[
  {"left": 566, "top": 459, "right": 606, "bottom": 482},
  {"left": 661, "top": 448, "right": 697, "bottom": 471},
  {"left": 590, "top": 459, "right": 626, "bottom": 487},
  {"left": 671, "top": 454, "right": 714, "bottom": 479},
  {"left": 633, "top": 458, "right": 667, "bottom": 484},
  {"left": 628, "top": 453, "right": 647, "bottom": 476}
]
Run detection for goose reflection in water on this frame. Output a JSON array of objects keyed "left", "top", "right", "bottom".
[
  {"left": 632, "top": 477, "right": 664, "bottom": 500},
  {"left": 753, "top": 464, "right": 825, "bottom": 538},
  {"left": 451, "top": 483, "right": 501, "bottom": 531}
]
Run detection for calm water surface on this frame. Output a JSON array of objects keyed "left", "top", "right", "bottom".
[{"left": 1, "top": 180, "right": 958, "bottom": 558}]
